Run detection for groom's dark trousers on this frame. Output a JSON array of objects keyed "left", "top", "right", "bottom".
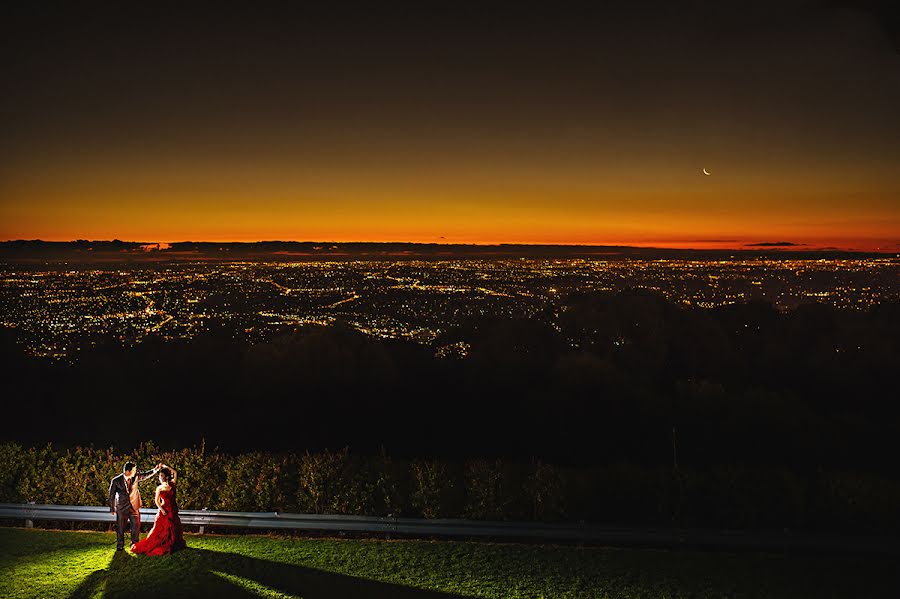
[{"left": 116, "top": 506, "right": 140, "bottom": 550}]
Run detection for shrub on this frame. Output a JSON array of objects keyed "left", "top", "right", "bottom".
[
  {"left": 17, "top": 445, "right": 62, "bottom": 504},
  {"left": 568, "top": 463, "right": 670, "bottom": 526},
  {"left": 464, "top": 459, "right": 533, "bottom": 520},
  {"left": 464, "top": 459, "right": 509, "bottom": 520},
  {"left": 681, "top": 466, "right": 805, "bottom": 529},
  {"left": 410, "top": 459, "right": 463, "bottom": 518},
  {"left": 219, "top": 452, "right": 299, "bottom": 513},
  {"left": 0, "top": 443, "right": 26, "bottom": 502},
  {"left": 809, "top": 470, "right": 900, "bottom": 532},
  {"left": 1, "top": 442, "right": 898, "bottom": 533},
  {"left": 163, "top": 442, "right": 230, "bottom": 511},
  {"left": 361, "top": 449, "right": 406, "bottom": 516},
  {"left": 526, "top": 460, "right": 565, "bottom": 521},
  {"left": 297, "top": 448, "right": 373, "bottom": 514}
]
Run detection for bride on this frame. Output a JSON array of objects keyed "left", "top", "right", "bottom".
[{"left": 130, "top": 463, "right": 186, "bottom": 555}]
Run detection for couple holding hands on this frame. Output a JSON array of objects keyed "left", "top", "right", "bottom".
[{"left": 108, "top": 461, "right": 185, "bottom": 555}]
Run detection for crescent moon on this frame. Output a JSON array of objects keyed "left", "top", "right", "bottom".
[{"left": 702, "top": 168, "right": 711, "bottom": 176}]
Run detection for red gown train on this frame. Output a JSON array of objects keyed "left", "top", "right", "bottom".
[{"left": 131, "top": 482, "right": 186, "bottom": 555}]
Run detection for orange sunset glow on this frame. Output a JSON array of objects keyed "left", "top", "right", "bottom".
[
  {"left": 1, "top": 4, "right": 898, "bottom": 251},
  {"left": 3, "top": 158, "right": 897, "bottom": 250}
]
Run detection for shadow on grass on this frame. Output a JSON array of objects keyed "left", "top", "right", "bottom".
[{"left": 68, "top": 546, "right": 468, "bottom": 599}]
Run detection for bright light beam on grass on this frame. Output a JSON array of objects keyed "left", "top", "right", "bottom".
[
  {"left": 0, "top": 543, "right": 113, "bottom": 599},
  {"left": 212, "top": 571, "right": 304, "bottom": 599}
]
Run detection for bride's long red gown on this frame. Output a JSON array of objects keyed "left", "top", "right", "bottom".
[{"left": 131, "top": 483, "right": 186, "bottom": 555}]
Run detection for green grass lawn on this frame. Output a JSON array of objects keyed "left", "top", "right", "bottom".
[{"left": 0, "top": 527, "right": 897, "bottom": 598}]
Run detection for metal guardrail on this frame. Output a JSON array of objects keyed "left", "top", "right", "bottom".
[{"left": 1, "top": 502, "right": 897, "bottom": 555}]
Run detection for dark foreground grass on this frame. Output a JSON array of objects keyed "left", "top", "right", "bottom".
[{"left": 0, "top": 528, "right": 898, "bottom": 598}]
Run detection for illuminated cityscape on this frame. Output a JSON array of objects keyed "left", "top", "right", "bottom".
[{"left": 2, "top": 257, "right": 896, "bottom": 361}]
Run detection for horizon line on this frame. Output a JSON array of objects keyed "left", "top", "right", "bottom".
[{"left": 2, "top": 238, "right": 898, "bottom": 254}]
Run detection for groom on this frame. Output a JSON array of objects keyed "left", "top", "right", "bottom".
[{"left": 108, "top": 461, "right": 160, "bottom": 551}]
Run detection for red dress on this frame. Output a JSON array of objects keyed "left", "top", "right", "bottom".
[{"left": 131, "top": 482, "right": 186, "bottom": 555}]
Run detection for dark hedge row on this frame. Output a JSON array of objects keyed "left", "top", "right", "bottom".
[{"left": 1, "top": 442, "right": 898, "bottom": 533}]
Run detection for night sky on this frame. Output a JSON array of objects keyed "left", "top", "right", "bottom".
[{"left": 1, "top": 2, "right": 898, "bottom": 250}]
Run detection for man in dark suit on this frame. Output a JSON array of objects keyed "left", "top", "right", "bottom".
[{"left": 108, "top": 461, "right": 160, "bottom": 551}]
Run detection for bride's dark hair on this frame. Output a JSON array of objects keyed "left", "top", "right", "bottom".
[{"left": 160, "top": 467, "right": 173, "bottom": 482}]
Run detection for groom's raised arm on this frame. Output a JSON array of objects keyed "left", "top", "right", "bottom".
[{"left": 135, "top": 466, "right": 159, "bottom": 484}]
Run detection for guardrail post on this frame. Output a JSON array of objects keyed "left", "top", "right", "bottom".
[
  {"left": 199, "top": 507, "right": 208, "bottom": 535},
  {"left": 25, "top": 501, "right": 35, "bottom": 528}
]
